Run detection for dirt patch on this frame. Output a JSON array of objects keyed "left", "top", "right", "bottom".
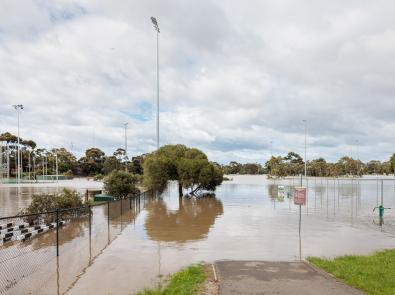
[{"left": 201, "top": 264, "right": 219, "bottom": 295}]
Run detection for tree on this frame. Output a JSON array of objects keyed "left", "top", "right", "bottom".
[
  {"left": 143, "top": 144, "right": 223, "bottom": 197},
  {"left": 102, "top": 156, "right": 122, "bottom": 175},
  {"left": 284, "top": 152, "right": 304, "bottom": 175},
  {"left": 113, "top": 148, "right": 127, "bottom": 162},
  {"left": 265, "top": 156, "right": 286, "bottom": 177},
  {"left": 223, "top": 161, "right": 242, "bottom": 174},
  {"left": 127, "top": 155, "right": 144, "bottom": 175},
  {"left": 390, "top": 154, "right": 395, "bottom": 175},
  {"left": 51, "top": 148, "right": 78, "bottom": 174},
  {"left": 222, "top": 161, "right": 264, "bottom": 175},
  {"left": 78, "top": 148, "right": 106, "bottom": 176},
  {"left": 104, "top": 170, "right": 140, "bottom": 199},
  {"left": 309, "top": 158, "right": 328, "bottom": 176}
]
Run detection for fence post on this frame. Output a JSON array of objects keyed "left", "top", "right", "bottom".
[
  {"left": 88, "top": 205, "right": 92, "bottom": 260},
  {"left": 56, "top": 208, "right": 59, "bottom": 257},
  {"left": 107, "top": 201, "right": 110, "bottom": 243}
]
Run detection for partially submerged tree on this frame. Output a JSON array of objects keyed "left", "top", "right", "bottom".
[{"left": 143, "top": 144, "right": 223, "bottom": 197}]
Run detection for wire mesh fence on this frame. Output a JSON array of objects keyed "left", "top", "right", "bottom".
[{"left": 0, "top": 192, "right": 149, "bottom": 295}]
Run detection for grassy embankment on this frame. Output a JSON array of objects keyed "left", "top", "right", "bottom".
[
  {"left": 308, "top": 249, "right": 395, "bottom": 295},
  {"left": 135, "top": 264, "right": 206, "bottom": 295}
]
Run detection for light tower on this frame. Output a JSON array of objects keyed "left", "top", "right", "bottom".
[{"left": 151, "top": 16, "right": 160, "bottom": 150}]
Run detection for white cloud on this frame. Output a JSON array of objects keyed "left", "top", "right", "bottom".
[{"left": 0, "top": 0, "right": 395, "bottom": 163}]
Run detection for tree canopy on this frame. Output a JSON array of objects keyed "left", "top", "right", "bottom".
[{"left": 143, "top": 144, "right": 223, "bottom": 196}]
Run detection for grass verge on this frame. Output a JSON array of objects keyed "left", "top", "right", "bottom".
[
  {"left": 135, "top": 264, "right": 206, "bottom": 295},
  {"left": 308, "top": 249, "right": 395, "bottom": 295}
]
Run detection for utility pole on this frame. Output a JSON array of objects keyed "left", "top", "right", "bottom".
[
  {"left": 13, "top": 104, "right": 23, "bottom": 184},
  {"left": 303, "top": 120, "right": 307, "bottom": 178},
  {"left": 151, "top": 16, "right": 160, "bottom": 150}
]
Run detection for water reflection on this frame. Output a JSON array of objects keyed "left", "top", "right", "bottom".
[{"left": 145, "top": 197, "right": 223, "bottom": 243}]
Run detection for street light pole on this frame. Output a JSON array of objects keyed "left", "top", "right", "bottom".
[
  {"left": 151, "top": 16, "right": 160, "bottom": 150},
  {"left": 303, "top": 120, "right": 307, "bottom": 178},
  {"left": 13, "top": 105, "right": 23, "bottom": 184}
]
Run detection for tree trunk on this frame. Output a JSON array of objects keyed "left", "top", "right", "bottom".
[{"left": 178, "top": 182, "right": 183, "bottom": 198}]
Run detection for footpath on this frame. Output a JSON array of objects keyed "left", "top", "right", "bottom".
[{"left": 214, "top": 261, "right": 364, "bottom": 295}]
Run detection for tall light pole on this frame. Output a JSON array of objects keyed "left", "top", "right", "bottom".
[
  {"left": 302, "top": 120, "right": 307, "bottom": 178},
  {"left": 124, "top": 123, "right": 128, "bottom": 159},
  {"left": 151, "top": 16, "right": 160, "bottom": 150},
  {"left": 13, "top": 104, "right": 23, "bottom": 184}
]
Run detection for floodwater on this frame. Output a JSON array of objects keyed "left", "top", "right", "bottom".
[
  {"left": 1, "top": 176, "right": 395, "bottom": 295},
  {"left": 0, "top": 178, "right": 103, "bottom": 217},
  {"left": 68, "top": 176, "right": 395, "bottom": 295}
]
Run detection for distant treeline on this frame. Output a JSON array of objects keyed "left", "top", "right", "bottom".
[
  {"left": 221, "top": 162, "right": 265, "bottom": 175},
  {"left": 0, "top": 132, "right": 144, "bottom": 179},
  {"left": 222, "top": 151, "right": 395, "bottom": 177},
  {"left": 2, "top": 131, "right": 395, "bottom": 179},
  {"left": 265, "top": 152, "right": 395, "bottom": 177}
]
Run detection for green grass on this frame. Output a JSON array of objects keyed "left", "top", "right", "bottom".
[
  {"left": 308, "top": 249, "right": 395, "bottom": 295},
  {"left": 135, "top": 264, "right": 206, "bottom": 295}
]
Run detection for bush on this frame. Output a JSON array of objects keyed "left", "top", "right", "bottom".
[
  {"left": 21, "top": 189, "right": 83, "bottom": 215},
  {"left": 104, "top": 170, "right": 140, "bottom": 199}
]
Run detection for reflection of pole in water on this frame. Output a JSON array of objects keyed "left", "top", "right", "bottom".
[
  {"left": 326, "top": 178, "right": 329, "bottom": 218},
  {"left": 299, "top": 204, "right": 302, "bottom": 261},
  {"left": 299, "top": 175, "right": 302, "bottom": 261},
  {"left": 351, "top": 179, "right": 354, "bottom": 224},
  {"left": 56, "top": 255, "right": 60, "bottom": 295},
  {"left": 337, "top": 178, "right": 340, "bottom": 208},
  {"left": 376, "top": 178, "right": 379, "bottom": 206},
  {"left": 314, "top": 177, "right": 317, "bottom": 211},
  {"left": 333, "top": 178, "right": 336, "bottom": 216},
  {"left": 306, "top": 177, "right": 309, "bottom": 215},
  {"left": 320, "top": 177, "right": 323, "bottom": 209}
]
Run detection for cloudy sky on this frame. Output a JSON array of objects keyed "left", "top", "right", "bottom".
[{"left": 1, "top": 0, "right": 394, "bottom": 164}]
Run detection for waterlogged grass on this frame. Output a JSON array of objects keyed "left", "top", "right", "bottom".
[
  {"left": 308, "top": 249, "right": 395, "bottom": 295},
  {"left": 135, "top": 264, "right": 206, "bottom": 295}
]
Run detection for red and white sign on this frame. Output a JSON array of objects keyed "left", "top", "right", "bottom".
[{"left": 294, "top": 187, "right": 306, "bottom": 206}]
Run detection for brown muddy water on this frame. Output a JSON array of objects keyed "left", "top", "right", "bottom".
[{"left": 1, "top": 175, "right": 395, "bottom": 295}]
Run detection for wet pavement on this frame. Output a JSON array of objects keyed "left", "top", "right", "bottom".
[{"left": 214, "top": 261, "right": 364, "bottom": 295}]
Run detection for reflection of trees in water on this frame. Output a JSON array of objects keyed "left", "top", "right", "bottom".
[
  {"left": 268, "top": 184, "right": 278, "bottom": 200},
  {"left": 102, "top": 198, "right": 142, "bottom": 226},
  {"left": 145, "top": 197, "right": 223, "bottom": 243}
]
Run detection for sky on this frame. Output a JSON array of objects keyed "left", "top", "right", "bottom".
[{"left": 0, "top": 0, "right": 394, "bottom": 164}]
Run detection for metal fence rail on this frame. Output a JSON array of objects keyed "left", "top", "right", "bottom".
[{"left": 0, "top": 191, "right": 149, "bottom": 295}]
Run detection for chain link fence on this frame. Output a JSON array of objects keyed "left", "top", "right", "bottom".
[{"left": 0, "top": 191, "right": 150, "bottom": 295}]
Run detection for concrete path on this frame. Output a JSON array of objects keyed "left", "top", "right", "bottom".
[{"left": 214, "top": 261, "right": 364, "bottom": 295}]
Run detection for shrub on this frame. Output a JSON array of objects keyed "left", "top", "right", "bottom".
[{"left": 104, "top": 170, "right": 140, "bottom": 199}]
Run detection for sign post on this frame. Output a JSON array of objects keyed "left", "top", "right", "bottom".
[{"left": 294, "top": 187, "right": 306, "bottom": 260}]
